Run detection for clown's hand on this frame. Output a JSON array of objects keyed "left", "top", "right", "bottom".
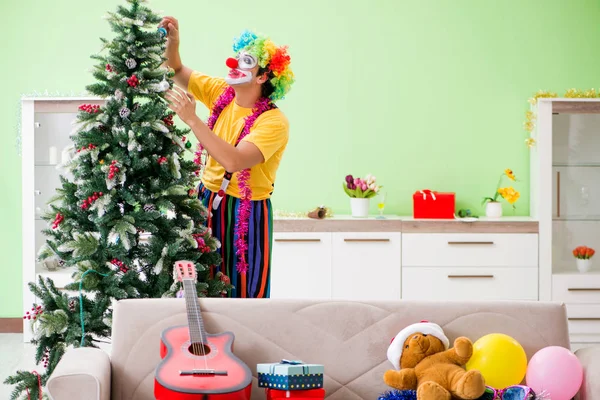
[
  {"left": 165, "top": 86, "right": 197, "bottom": 126},
  {"left": 159, "top": 16, "right": 180, "bottom": 46}
]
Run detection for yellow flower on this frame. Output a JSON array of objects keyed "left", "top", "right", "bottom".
[
  {"left": 504, "top": 169, "right": 516, "bottom": 181},
  {"left": 499, "top": 187, "right": 520, "bottom": 205}
]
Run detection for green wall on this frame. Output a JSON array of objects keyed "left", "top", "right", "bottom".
[{"left": 2, "top": 0, "right": 600, "bottom": 317}]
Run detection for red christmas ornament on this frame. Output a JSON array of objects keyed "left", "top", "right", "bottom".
[
  {"left": 41, "top": 349, "right": 50, "bottom": 368},
  {"left": 77, "top": 143, "right": 97, "bottom": 153},
  {"left": 220, "top": 274, "right": 231, "bottom": 285},
  {"left": 80, "top": 192, "right": 104, "bottom": 210},
  {"left": 192, "top": 234, "right": 212, "bottom": 253},
  {"left": 108, "top": 160, "right": 119, "bottom": 180},
  {"left": 127, "top": 74, "right": 139, "bottom": 87},
  {"left": 52, "top": 213, "right": 64, "bottom": 229},
  {"left": 111, "top": 258, "right": 128, "bottom": 273},
  {"left": 157, "top": 156, "right": 168, "bottom": 165},
  {"left": 78, "top": 104, "right": 101, "bottom": 114},
  {"left": 105, "top": 64, "right": 113, "bottom": 72},
  {"left": 163, "top": 114, "right": 174, "bottom": 126},
  {"left": 23, "top": 305, "right": 44, "bottom": 321}
]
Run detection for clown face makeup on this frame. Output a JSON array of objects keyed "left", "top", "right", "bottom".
[{"left": 224, "top": 51, "right": 258, "bottom": 85}]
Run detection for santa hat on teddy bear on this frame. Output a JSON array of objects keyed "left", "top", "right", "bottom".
[{"left": 387, "top": 320, "right": 450, "bottom": 370}]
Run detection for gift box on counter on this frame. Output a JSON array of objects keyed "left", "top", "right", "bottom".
[
  {"left": 257, "top": 359, "right": 324, "bottom": 390},
  {"left": 413, "top": 189, "right": 455, "bottom": 219},
  {"left": 266, "top": 388, "right": 326, "bottom": 399}
]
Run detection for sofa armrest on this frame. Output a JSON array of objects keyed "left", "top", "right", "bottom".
[
  {"left": 47, "top": 347, "right": 111, "bottom": 400},
  {"left": 576, "top": 345, "right": 600, "bottom": 400}
]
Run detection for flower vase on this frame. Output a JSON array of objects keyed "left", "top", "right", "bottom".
[
  {"left": 485, "top": 201, "right": 502, "bottom": 218},
  {"left": 351, "top": 198, "right": 370, "bottom": 218},
  {"left": 576, "top": 258, "right": 592, "bottom": 273}
]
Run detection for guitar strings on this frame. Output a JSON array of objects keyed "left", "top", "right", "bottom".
[
  {"left": 183, "top": 276, "right": 200, "bottom": 372},
  {"left": 187, "top": 263, "right": 209, "bottom": 372}
]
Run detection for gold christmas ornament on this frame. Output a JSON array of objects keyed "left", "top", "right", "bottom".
[
  {"left": 564, "top": 88, "right": 598, "bottom": 98},
  {"left": 525, "top": 138, "right": 536, "bottom": 148},
  {"left": 527, "top": 90, "right": 558, "bottom": 106},
  {"left": 524, "top": 88, "right": 599, "bottom": 150}
]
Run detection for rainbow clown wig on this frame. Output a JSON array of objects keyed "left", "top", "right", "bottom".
[{"left": 231, "top": 30, "right": 294, "bottom": 102}]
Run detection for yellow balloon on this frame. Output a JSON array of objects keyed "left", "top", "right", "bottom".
[{"left": 465, "top": 333, "right": 528, "bottom": 389}]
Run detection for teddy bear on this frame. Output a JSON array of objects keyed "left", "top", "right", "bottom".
[{"left": 383, "top": 321, "right": 486, "bottom": 400}]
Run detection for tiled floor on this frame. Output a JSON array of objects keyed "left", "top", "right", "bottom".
[
  {"left": 0, "top": 334, "right": 111, "bottom": 399},
  {"left": 0, "top": 334, "right": 38, "bottom": 399}
]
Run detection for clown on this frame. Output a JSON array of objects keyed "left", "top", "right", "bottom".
[{"left": 160, "top": 17, "right": 294, "bottom": 299}]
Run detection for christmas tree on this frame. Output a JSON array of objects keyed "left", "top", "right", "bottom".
[{"left": 5, "top": 0, "right": 231, "bottom": 398}]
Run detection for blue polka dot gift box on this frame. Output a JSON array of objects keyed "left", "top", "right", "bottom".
[{"left": 257, "top": 359, "right": 324, "bottom": 391}]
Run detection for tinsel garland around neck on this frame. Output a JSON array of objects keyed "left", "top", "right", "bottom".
[{"left": 194, "top": 86, "right": 276, "bottom": 273}]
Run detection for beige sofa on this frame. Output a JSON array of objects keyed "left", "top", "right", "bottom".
[{"left": 47, "top": 299, "right": 599, "bottom": 400}]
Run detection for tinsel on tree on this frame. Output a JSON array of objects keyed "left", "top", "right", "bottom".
[{"left": 4, "top": 0, "right": 231, "bottom": 398}]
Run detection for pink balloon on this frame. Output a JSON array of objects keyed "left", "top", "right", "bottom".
[{"left": 526, "top": 346, "right": 583, "bottom": 400}]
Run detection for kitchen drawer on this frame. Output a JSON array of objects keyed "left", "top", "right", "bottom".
[
  {"left": 402, "top": 233, "right": 538, "bottom": 267},
  {"left": 553, "top": 274, "right": 600, "bottom": 303},
  {"left": 565, "top": 304, "right": 600, "bottom": 343},
  {"left": 402, "top": 267, "right": 538, "bottom": 301},
  {"left": 570, "top": 342, "right": 600, "bottom": 352}
]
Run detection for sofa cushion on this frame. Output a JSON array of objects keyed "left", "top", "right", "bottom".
[{"left": 109, "top": 299, "right": 570, "bottom": 400}]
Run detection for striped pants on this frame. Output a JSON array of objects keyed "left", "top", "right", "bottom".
[{"left": 198, "top": 183, "right": 273, "bottom": 298}]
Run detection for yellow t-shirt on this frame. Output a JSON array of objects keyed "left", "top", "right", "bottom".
[{"left": 188, "top": 71, "right": 289, "bottom": 200}]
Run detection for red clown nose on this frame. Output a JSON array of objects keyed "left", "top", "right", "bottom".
[{"left": 226, "top": 58, "right": 238, "bottom": 69}]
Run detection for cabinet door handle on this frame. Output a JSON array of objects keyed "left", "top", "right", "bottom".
[
  {"left": 447, "top": 241, "right": 494, "bottom": 245},
  {"left": 448, "top": 275, "right": 495, "bottom": 278},
  {"left": 568, "top": 288, "right": 600, "bottom": 292},
  {"left": 568, "top": 317, "right": 600, "bottom": 321},
  {"left": 274, "top": 238, "right": 321, "bottom": 243},
  {"left": 344, "top": 238, "right": 390, "bottom": 242},
  {"left": 556, "top": 170, "right": 561, "bottom": 218}
]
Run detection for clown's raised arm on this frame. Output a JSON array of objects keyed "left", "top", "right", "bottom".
[{"left": 159, "top": 16, "right": 195, "bottom": 95}]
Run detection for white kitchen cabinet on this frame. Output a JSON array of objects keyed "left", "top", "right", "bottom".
[
  {"left": 402, "top": 266, "right": 538, "bottom": 301},
  {"left": 401, "top": 233, "right": 538, "bottom": 268},
  {"left": 331, "top": 232, "right": 401, "bottom": 301},
  {"left": 270, "top": 232, "right": 332, "bottom": 299}
]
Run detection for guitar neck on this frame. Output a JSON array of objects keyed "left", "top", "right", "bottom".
[{"left": 182, "top": 279, "right": 208, "bottom": 343}]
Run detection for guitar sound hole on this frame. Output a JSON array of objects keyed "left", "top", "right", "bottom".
[{"left": 188, "top": 342, "right": 211, "bottom": 356}]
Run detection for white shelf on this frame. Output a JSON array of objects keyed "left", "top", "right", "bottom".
[
  {"left": 35, "top": 264, "right": 77, "bottom": 290},
  {"left": 554, "top": 216, "right": 600, "bottom": 221},
  {"left": 553, "top": 270, "right": 600, "bottom": 276},
  {"left": 553, "top": 163, "right": 600, "bottom": 168}
]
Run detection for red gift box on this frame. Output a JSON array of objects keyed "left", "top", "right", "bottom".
[
  {"left": 413, "top": 189, "right": 455, "bottom": 219},
  {"left": 266, "top": 388, "right": 325, "bottom": 399}
]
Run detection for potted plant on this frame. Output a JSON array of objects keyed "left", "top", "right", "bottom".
[
  {"left": 573, "top": 246, "right": 595, "bottom": 273},
  {"left": 482, "top": 169, "right": 520, "bottom": 218},
  {"left": 343, "top": 174, "right": 381, "bottom": 218}
]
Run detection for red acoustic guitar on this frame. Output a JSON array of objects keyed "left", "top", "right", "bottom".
[{"left": 154, "top": 260, "right": 253, "bottom": 400}]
